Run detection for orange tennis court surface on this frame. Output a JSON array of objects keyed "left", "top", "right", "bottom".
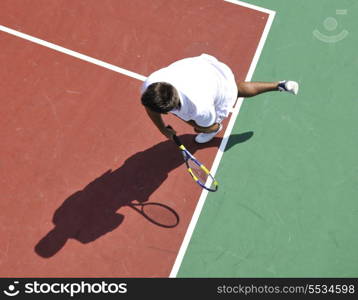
[{"left": 0, "top": 0, "right": 268, "bottom": 277}]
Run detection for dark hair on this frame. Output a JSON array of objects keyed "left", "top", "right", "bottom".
[{"left": 141, "top": 82, "right": 180, "bottom": 113}]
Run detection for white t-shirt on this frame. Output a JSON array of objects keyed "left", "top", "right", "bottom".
[{"left": 141, "top": 54, "right": 238, "bottom": 127}]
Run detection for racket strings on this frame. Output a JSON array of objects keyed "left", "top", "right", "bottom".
[
  {"left": 187, "top": 159, "right": 209, "bottom": 184},
  {"left": 186, "top": 159, "right": 218, "bottom": 191}
]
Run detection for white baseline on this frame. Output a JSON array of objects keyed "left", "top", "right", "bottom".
[{"left": 0, "top": 25, "right": 147, "bottom": 81}]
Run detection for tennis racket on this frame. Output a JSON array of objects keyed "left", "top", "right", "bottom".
[{"left": 169, "top": 127, "right": 218, "bottom": 192}]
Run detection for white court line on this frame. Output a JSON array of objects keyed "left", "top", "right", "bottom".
[
  {"left": 169, "top": 2, "right": 276, "bottom": 278},
  {"left": 0, "top": 25, "right": 147, "bottom": 81},
  {"left": 224, "top": 0, "right": 275, "bottom": 14}
]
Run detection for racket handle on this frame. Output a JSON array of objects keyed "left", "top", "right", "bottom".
[
  {"left": 172, "top": 135, "right": 182, "bottom": 147},
  {"left": 167, "top": 125, "right": 182, "bottom": 146}
]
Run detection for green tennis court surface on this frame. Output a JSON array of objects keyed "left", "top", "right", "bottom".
[{"left": 178, "top": 0, "right": 358, "bottom": 277}]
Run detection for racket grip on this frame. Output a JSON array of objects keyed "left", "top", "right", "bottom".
[
  {"left": 172, "top": 135, "right": 182, "bottom": 147},
  {"left": 167, "top": 125, "right": 182, "bottom": 146}
]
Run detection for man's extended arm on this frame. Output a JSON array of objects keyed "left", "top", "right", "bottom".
[{"left": 145, "top": 107, "right": 176, "bottom": 139}]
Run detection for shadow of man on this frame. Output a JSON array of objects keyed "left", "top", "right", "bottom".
[
  {"left": 35, "top": 134, "right": 221, "bottom": 257},
  {"left": 35, "top": 131, "right": 253, "bottom": 258}
]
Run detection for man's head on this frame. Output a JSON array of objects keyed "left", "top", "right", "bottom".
[{"left": 141, "top": 82, "right": 181, "bottom": 114}]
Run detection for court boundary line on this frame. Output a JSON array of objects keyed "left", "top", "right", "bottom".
[
  {"left": 224, "top": 0, "right": 275, "bottom": 14},
  {"left": 169, "top": 3, "right": 276, "bottom": 278},
  {"left": 0, "top": 25, "right": 147, "bottom": 81}
]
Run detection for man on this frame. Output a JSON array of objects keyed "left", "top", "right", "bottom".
[{"left": 141, "top": 54, "right": 298, "bottom": 143}]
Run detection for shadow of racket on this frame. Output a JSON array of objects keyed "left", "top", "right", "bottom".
[{"left": 127, "top": 202, "right": 180, "bottom": 228}]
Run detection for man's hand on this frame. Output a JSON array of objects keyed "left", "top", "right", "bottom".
[{"left": 160, "top": 126, "right": 177, "bottom": 140}]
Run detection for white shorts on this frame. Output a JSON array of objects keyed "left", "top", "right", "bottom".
[{"left": 199, "top": 54, "right": 238, "bottom": 124}]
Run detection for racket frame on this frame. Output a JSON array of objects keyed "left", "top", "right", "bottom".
[{"left": 172, "top": 134, "right": 218, "bottom": 192}]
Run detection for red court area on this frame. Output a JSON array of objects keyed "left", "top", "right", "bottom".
[{"left": 0, "top": 0, "right": 268, "bottom": 277}]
